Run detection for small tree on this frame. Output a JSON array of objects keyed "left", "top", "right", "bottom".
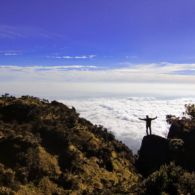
[{"left": 185, "top": 104, "right": 195, "bottom": 119}]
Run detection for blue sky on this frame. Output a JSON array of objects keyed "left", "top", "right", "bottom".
[
  {"left": 1, "top": 0, "right": 195, "bottom": 66},
  {"left": 1, "top": 0, "right": 195, "bottom": 98}
]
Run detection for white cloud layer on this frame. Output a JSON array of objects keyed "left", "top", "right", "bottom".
[
  {"left": 0, "top": 50, "right": 22, "bottom": 56},
  {"left": 0, "top": 63, "right": 195, "bottom": 98},
  {"left": 0, "top": 63, "right": 195, "bottom": 152},
  {"left": 53, "top": 55, "right": 96, "bottom": 59},
  {"left": 60, "top": 97, "right": 195, "bottom": 152},
  {"left": 1, "top": 62, "right": 195, "bottom": 83},
  {"left": 0, "top": 65, "right": 97, "bottom": 71}
]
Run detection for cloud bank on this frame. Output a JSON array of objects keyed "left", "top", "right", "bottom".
[
  {"left": 52, "top": 55, "right": 96, "bottom": 59},
  {"left": 60, "top": 97, "right": 195, "bottom": 152},
  {"left": 0, "top": 63, "right": 195, "bottom": 151},
  {"left": 0, "top": 63, "right": 195, "bottom": 98}
]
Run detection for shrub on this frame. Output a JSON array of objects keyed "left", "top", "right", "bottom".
[
  {"left": 25, "top": 146, "right": 61, "bottom": 180},
  {"left": 169, "top": 139, "right": 184, "bottom": 152},
  {"left": 185, "top": 104, "right": 195, "bottom": 119},
  {"left": 0, "top": 164, "right": 15, "bottom": 187},
  {"left": 139, "top": 162, "right": 195, "bottom": 195}
]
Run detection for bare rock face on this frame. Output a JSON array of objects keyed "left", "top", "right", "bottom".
[
  {"left": 167, "top": 122, "right": 185, "bottom": 139},
  {"left": 136, "top": 135, "right": 169, "bottom": 176}
]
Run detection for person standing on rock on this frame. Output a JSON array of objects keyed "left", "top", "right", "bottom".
[{"left": 139, "top": 115, "right": 157, "bottom": 135}]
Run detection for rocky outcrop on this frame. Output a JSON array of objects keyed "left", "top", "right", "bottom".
[
  {"left": 167, "top": 121, "right": 185, "bottom": 139},
  {"left": 136, "top": 107, "right": 195, "bottom": 177},
  {"left": 136, "top": 135, "right": 169, "bottom": 176}
]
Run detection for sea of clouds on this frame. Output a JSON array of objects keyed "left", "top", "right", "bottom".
[
  {"left": 60, "top": 97, "right": 195, "bottom": 153},
  {"left": 1, "top": 64, "right": 195, "bottom": 153}
]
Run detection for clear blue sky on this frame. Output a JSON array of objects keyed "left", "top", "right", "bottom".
[{"left": 1, "top": 0, "right": 195, "bottom": 67}]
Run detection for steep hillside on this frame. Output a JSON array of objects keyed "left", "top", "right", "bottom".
[{"left": 0, "top": 95, "right": 139, "bottom": 194}]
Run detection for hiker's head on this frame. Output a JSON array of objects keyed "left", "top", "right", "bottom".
[{"left": 146, "top": 115, "right": 149, "bottom": 118}]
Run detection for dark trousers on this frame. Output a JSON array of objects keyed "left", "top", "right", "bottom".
[{"left": 146, "top": 125, "right": 152, "bottom": 135}]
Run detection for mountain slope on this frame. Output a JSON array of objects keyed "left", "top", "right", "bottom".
[{"left": 0, "top": 95, "right": 139, "bottom": 194}]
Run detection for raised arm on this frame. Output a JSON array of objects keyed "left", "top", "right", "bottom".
[
  {"left": 139, "top": 118, "right": 146, "bottom": 121},
  {"left": 151, "top": 116, "right": 157, "bottom": 120}
]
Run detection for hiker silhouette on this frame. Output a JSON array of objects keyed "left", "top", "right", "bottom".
[{"left": 139, "top": 115, "right": 157, "bottom": 135}]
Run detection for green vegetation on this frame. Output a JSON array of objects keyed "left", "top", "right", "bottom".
[
  {"left": 0, "top": 94, "right": 138, "bottom": 194},
  {"left": 0, "top": 94, "right": 195, "bottom": 194},
  {"left": 138, "top": 162, "right": 195, "bottom": 195}
]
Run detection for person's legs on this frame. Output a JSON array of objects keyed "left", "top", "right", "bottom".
[
  {"left": 149, "top": 126, "right": 152, "bottom": 135},
  {"left": 146, "top": 125, "right": 149, "bottom": 135}
]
